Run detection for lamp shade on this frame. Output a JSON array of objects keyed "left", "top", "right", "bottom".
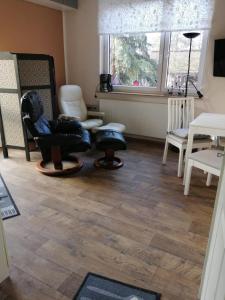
[{"left": 183, "top": 32, "right": 200, "bottom": 39}]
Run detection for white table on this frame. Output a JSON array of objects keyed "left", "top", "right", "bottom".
[{"left": 184, "top": 113, "right": 225, "bottom": 182}]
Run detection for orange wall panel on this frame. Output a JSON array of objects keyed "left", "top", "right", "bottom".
[{"left": 0, "top": 0, "right": 65, "bottom": 89}]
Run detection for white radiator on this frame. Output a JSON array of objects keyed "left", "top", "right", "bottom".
[{"left": 99, "top": 99, "right": 168, "bottom": 140}]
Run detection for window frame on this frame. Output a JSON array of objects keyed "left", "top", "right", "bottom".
[{"left": 100, "top": 30, "right": 209, "bottom": 95}]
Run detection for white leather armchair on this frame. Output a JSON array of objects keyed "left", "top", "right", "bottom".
[{"left": 58, "top": 85, "right": 104, "bottom": 130}]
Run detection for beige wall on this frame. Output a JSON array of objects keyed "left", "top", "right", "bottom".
[
  {"left": 0, "top": 0, "right": 65, "bottom": 90},
  {"left": 64, "top": 0, "right": 225, "bottom": 113},
  {"left": 64, "top": 0, "right": 99, "bottom": 105}
]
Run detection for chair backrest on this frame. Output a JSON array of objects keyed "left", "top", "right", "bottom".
[
  {"left": 167, "top": 97, "right": 195, "bottom": 132},
  {"left": 21, "top": 90, "right": 52, "bottom": 137},
  {"left": 58, "top": 85, "right": 88, "bottom": 122}
]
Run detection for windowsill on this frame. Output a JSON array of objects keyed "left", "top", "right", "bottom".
[
  {"left": 98, "top": 91, "right": 166, "bottom": 97},
  {"left": 96, "top": 91, "right": 202, "bottom": 104},
  {"left": 96, "top": 91, "right": 168, "bottom": 104}
]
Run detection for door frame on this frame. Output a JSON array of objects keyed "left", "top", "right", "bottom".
[
  {"left": 0, "top": 217, "right": 9, "bottom": 283},
  {"left": 199, "top": 156, "right": 225, "bottom": 299}
]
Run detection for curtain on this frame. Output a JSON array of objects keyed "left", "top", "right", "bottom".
[{"left": 98, "top": 0, "right": 215, "bottom": 35}]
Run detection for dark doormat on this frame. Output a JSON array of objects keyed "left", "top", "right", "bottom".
[
  {"left": 74, "top": 273, "right": 161, "bottom": 300},
  {"left": 0, "top": 175, "right": 20, "bottom": 220}
]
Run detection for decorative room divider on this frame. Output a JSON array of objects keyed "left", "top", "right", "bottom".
[{"left": 0, "top": 52, "right": 56, "bottom": 161}]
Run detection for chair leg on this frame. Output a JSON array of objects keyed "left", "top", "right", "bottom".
[
  {"left": 178, "top": 148, "right": 184, "bottom": 178},
  {"left": 184, "top": 160, "right": 193, "bottom": 196},
  {"left": 162, "top": 138, "right": 169, "bottom": 165},
  {"left": 206, "top": 173, "right": 213, "bottom": 186}
]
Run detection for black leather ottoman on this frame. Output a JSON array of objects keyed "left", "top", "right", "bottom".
[{"left": 94, "top": 130, "right": 127, "bottom": 169}]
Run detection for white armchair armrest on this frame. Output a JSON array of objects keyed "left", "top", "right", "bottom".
[
  {"left": 58, "top": 114, "right": 81, "bottom": 121},
  {"left": 87, "top": 111, "right": 105, "bottom": 118}
]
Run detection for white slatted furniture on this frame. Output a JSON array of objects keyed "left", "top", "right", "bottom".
[
  {"left": 184, "top": 150, "right": 223, "bottom": 195},
  {"left": 162, "top": 97, "right": 212, "bottom": 177}
]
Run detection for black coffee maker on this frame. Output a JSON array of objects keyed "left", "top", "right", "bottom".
[{"left": 100, "top": 74, "right": 113, "bottom": 92}]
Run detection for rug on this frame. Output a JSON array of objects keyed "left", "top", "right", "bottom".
[
  {"left": 0, "top": 175, "right": 20, "bottom": 220},
  {"left": 74, "top": 273, "right": 161, "bottom": 300}
]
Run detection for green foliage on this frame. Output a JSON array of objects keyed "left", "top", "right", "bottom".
[{"left": 111, "top": 34, "right": 158, "bottom": 87}]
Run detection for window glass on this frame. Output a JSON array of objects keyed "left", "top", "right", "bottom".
[
  {"left": 166, "top": 31, "right": 204, "bottom": 91},
  {"left": 110, "top": 33, "right": 161, "bottom": 88}
]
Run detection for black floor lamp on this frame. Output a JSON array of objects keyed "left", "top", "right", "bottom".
[{"left": 183, "top": 32, "right": 203, "bottom": 98}]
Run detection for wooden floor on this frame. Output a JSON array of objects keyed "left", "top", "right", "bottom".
[{"left": 0, "top": 139, "right": 217, "bottom": 300}]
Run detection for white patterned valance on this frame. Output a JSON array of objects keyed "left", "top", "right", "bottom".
[{"left": 98, "top": 0, "right": 215, "bottom": 35}]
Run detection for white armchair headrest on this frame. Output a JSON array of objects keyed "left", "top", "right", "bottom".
[{"left": 58, "top": 85, "right": 87, "bottom": 121}]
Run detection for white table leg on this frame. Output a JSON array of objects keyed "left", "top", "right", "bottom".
[
  {"left": 183, "top": 130, "right": 194, "bottom": 185},
  {"left": 162, "top": 137, "right": 169, "bottom": 165},
  {"left": 206, "top": 173, "right": 213, "bottom": 186},
  {"left": 184, "top": 160, "right": 193, "bottom": 196},
  {"left": 178, "top": 147, "right": 184, "bottom": 178}
]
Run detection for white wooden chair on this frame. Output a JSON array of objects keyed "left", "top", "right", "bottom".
[
  {"left": 184, "top": 150, "right": 223, "bottom": 195},
  {"left": 162, "top": 97, "right": 212, "bottom": 177}
]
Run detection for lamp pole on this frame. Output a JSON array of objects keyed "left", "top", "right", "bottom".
[{"left": 183, "top": 32, "right": 200, "bottom": 97}]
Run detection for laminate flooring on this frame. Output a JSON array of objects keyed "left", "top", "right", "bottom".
[{"left": 0, "top": 139, "right": 217, "bottom": 300}]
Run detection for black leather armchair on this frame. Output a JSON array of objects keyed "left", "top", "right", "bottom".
[{"left": 21, "top": 91, "right": 91, "bottom": 176}]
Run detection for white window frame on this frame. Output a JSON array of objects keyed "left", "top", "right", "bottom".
[{"left": 100, "top": 30, "right": 209, "bottom": 95}]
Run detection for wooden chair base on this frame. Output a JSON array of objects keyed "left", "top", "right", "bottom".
[
  {"left": 94, "top": 157, "right": 123, "bottom": 170},
  {"left": 36, "top": 156, "right": 83, "bottom": 176},
  {"left": 94, "top": 149, "right": 123, "bottom": 170}
]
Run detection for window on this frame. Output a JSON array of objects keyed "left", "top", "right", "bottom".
[
  {"left": 166, "top": 31, "right": 205, "bottom": 93},
  {"left": 101, "top": 30, "right": 208, "bottom": 94},
  {"left": 110, "top": 33, "right": 161, "bottom": 89}
]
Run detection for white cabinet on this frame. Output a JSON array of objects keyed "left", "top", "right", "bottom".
[{"left": 0, "top": 217, "right": 9, "bottom": 283}]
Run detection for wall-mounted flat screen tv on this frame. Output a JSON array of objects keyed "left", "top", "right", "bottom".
[{"left": 214, "top": 39, "right": 225, "bottom": 77}]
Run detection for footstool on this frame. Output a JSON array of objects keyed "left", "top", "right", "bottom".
[
  {"left": 94, "top": 130, "right": 127, "bottom": 169},
  {"left": 92, "top": 122, "right": 126, "bottom": 133}
]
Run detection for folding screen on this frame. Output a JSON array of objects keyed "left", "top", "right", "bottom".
[{"left": 0, "top": 52, "right": 56, "bottom": 161}]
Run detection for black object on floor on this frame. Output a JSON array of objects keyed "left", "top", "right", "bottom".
[
  {"left": 0, "top": 175, "right": 20, "bottom": 220},
  {"left": 74, "top": 273, "right": 161, "bottom": 300}
]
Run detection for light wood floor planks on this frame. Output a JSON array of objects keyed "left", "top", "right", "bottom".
[{"left": 0, "top": 139, "right": 217, "bottom": 300}]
